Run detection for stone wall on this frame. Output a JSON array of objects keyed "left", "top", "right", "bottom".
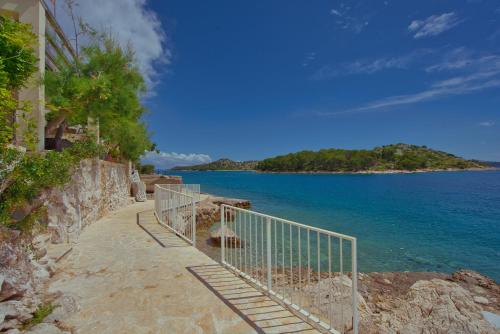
[{"left": 41, "top": 159, "right": 131, "bottom": 243}]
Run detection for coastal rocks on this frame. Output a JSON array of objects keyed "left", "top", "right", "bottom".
[
  {"left": 24, "top": 323, "right": 70, "bottom": 334},
  {"left": 0, "top": 228, "right": 68, "bottom": 332},
  {"left": 43, "top": 294, "right": 79, "bottom": 324},
  {"left": 209, "top": 226, "right": 243, "bottom": 247},
  {"left": 131, "top": 181, "right": 147, "bottom": 202},
  {"left": 360, "top": 278, "right": 499, "bottom": 334},
  {"left": 196, "top": 195, "right": 251, "bottom": 229},
  {"left": 0, "top": 301, "right": 35, "bottom": 330},
  {"left": 0, "top": 230, "right": 34, "bottom": 304},
  {"left": 474, "top": 296, "right": 490, "bottom": 305},
  {"left": 140, "top": 174, "right": 182, "bottom": 193},
  {"left": 40, "top": 159, "right": 130, "bottom": 243},
  {"left": 303, "top": 275, "right": 371, "bottom": 332}
]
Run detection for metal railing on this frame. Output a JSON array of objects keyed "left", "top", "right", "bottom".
[
  {"left": 154, "top": 184, "right": 196, "bottom": 245},
  {"left": 220, "top": 205, "right": 358, "bottom": 334},
  {"left": 158, "top": 184, "right": 201, "bottom": 202}
]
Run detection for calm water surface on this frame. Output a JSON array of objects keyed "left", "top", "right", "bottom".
[{"left": 166, "top": 170, "right": 500, "bottom": 281}]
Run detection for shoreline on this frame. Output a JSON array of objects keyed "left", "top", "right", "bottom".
[{"left": 171, "top": 167, "right": 499, "bottom": 174}]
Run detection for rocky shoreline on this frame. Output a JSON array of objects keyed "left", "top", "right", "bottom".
[
  {"left": 257, "top": 167, "right": 498, "bottom": 174},
  {"left": 172, "top": 167, "right": 499, "bottom": 174},
  {"left": 193, "top": 194, "right": 500, "bottom": 333}
]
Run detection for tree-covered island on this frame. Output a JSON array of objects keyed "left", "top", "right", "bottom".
[{"left": 172, "top": 144, "right": 491, "bottom": 173}]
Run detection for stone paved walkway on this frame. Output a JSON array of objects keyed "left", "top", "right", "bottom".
[{"left": 48, "top": 201, "right": 322, "bottom": 334}]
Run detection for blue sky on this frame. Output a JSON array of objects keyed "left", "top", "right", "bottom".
[{"left": 137, "top": 0, "right": 500, "bottom": 168}]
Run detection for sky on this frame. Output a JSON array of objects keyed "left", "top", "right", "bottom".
[{"left": 54, "top": 0, "right": 500, "bottom": 168}]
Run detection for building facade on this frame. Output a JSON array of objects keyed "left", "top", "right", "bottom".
[{"left": 0, "top": 0, "right": 76, "bottom": 151}]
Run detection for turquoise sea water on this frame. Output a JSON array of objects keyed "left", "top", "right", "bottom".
[{"left": 166, "top": 170, "right": 500, "bottom": 281}]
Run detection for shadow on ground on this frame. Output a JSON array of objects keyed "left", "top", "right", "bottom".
[
  {"left": 136, "top": 210, "right": 190, "bottom": 248},
  {"left": 187, "top": 264, "right": 322, "bottom": 334}
]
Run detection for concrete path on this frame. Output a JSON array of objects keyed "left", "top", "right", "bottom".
[{"left": 48, "top": 201, "right": 322, "bottom": 334}]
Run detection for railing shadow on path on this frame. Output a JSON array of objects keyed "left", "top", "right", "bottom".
[
  {"left": 187, "top": 264, "right": 323, "bottom": 334},
  {"left": 136, "top": 210, "right": 190, "bottom": 248}
]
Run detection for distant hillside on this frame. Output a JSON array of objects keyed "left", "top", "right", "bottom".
[
  {"left": 484, "top": 161, "right": 500, "bottom": 168},
  {"left": 172, "top": 159, "right": 258, "bottom": 171},
  {"left": 256, "top": 144, "right": 489, "bottom": 172}
]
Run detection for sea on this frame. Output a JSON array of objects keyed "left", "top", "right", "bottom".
[{"left": 165, "top": 170, "right": 500, "bottom": 281}]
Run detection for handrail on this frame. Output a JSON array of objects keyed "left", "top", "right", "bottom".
[
  {"left": 154, "top": 184, "right": 197, "bottom": 245},
  {"left": 221, "top": 204, "right": 356, "bottom": 241},
  {"left": 220, "top": 204, "right": 358, "bottom": 334}
]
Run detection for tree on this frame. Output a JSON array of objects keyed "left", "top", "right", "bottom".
[
  {"left": 0, "top": 16, "right": 37, "bottom": 146},
  {"left": 45, "top": 35, "right": 153, "bottom": 161},
  {"left": 0, "top": 15, "right": 102, "bottom": 232}
]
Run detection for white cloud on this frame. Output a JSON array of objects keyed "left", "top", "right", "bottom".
[
  {"left": 54, "top": 0, "right": 168, "bottom": 88},
  {"left": 329, "top": 2, "right": 371, "bottom": 34},
  {"left": 141, "top": 151, "right": 212, "bottom": 170},
  {"left": 408, "top": 12, "right": 461, "bottom": 39},
  {"left": 426, "top": 48, "right": 500, "bottom": 74},
  {"left": 302, "top": 52, "right": 317, "bottom": 67},
  {"left": 479, "top": 121, "right": 495, "bottom": 127},
  {"left": 312, "top": 49, "right": 431, "bottom": 80},
  {"left": 330, "top": 9, "right": 342, "bottom": 16},
  {"left": 313, "top": 48, "right": 500, "bottom": 116},
  {"left": 316, "top": 67, "right": 500, "bottom": 116}
]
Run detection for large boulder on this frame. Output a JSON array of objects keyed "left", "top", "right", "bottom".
[
  {"left": 361, "top": 278, "right": 498, "bottom": 334},
  {"left": 196, "top": 195, "right": 251, "bottom": 229},
  {"left": 140, "top": 174, "right": 182, "bottom": 193}
]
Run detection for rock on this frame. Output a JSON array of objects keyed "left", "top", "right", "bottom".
[
  {"left": 131, "top": 181, "right": 147, "bottom": 202},
  {"left": 303, "top": 275, "right": 371, "bottom": 332},
  {"left": 196, "top": 195, "right": 251, "bottom": 229},
  {"left": 35, "top": 248, "right": 48, "bottom": 260},
  {"left": 25, "top": 323, "right": 70, "bottom": 334},
  {"left": 0, "top": 230, "right": 33, "bottom": 302},
  {"left": 452, "top": 270, "right": 498, "bottom": 291},
  {"left": 140, "top": 174, "right": 182, "bottom": 193},
  {"left": 474, "top": 296, "right": 490, "bottom": 305},
  {"left": 209, "top": 226, "right": 243, "bottom": 247},
  {"left": 361, "top": 279, "right": 498, "bottom": 334},
  {"left": 0, "top": 300, "right": 34, "bottom": 330},
  {"left": 32, "top": 235, "right": 50, "bottom": 250},
  {"left": 43, "top": 294, "right": 79, "bottom": 324},
  {"left": 40, "top": 159, "right": 131, "bottom": 243}
]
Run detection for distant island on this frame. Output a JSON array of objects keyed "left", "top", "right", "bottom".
[
  {"left": 172, "top": 158, "right": 259, "bottom": 171},
  {"left": 171, "top": 144, "right": 493, "bottom": 173}
]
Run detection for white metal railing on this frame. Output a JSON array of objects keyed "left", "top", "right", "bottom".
[
  {"left": 154, "top": 184, "right": 196, "bottom": 245},
  {"left": 220, "top": 205, "right": 358, "bottom": 334},
  {"left": 158, "top": 184, "right": 201, "bottom": 202}
]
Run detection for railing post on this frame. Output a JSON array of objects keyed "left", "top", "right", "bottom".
[
  {"left": 266, "top": 217, "right": 272, "bottom": 291},
  {"left": 221, "top": 205, "right": 225, "bottom": 264},
  {"left": 172, "top": 195, "right": 177, "bottom": 228},
  {"left": 191, "top": 195, "right": 196, "bottom": 247},
  {"left": 352, "top": 238, "right": 358, "bottom": 334}
]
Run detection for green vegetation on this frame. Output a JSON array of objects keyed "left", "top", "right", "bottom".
[
  {"left": 45, "top": 35, "right": 152, "bottom": 161},
  {"left": 137, "top": 163, "right": 155, "bottom": 174},
  {"left": 172, "top": 159, "right": 258, "bottom": 171},
  {"left": 256, "top": 144, "right": 488, "bottom": 172},
  {"left": 0, "top": 14, "right": 150, "bottom": 233},
  {"left": 0, "top": 16, "right": 37, "bottom": 146},
  {"left": 21, "top": 303, "right": 54, "bottom": 330},
  {"left": 171, "top": 145, "right": 488, "bottom": 173},
  {"left": 0, "top": 140, "right": 102, "bottom": 231}
]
